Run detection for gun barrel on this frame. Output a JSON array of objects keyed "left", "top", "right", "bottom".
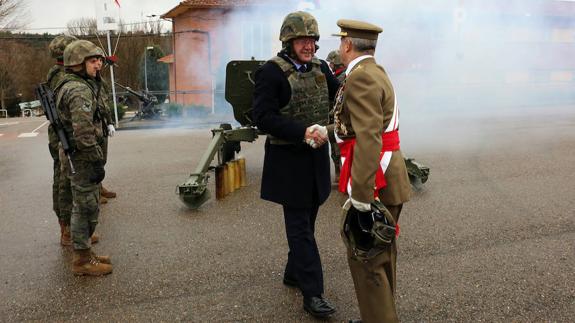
[{"left": 114, "top": 82, "right": 150, "bottom": 102}]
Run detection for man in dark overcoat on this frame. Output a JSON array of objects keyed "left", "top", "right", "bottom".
[{"left": 252, "top": 11, "right": 340, "bottom": 319}]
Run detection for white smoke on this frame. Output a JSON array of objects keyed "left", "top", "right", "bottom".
[{"left": 171, "top": 1, "right": 574, "bottom": 150}]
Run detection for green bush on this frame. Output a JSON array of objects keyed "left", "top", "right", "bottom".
[
  {"left": 164, "top": 103, "right": 183, "bottom": 118},
  {"left": 117, "top": 105, "right": 127, "bottom": 120},
  {"left": 186, "top": 104, "right": 210, "bottom": 117}
]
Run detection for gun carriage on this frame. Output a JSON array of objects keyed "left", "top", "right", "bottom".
[{"left": 177, "top": 60, "right": 429, "bottom": 209}]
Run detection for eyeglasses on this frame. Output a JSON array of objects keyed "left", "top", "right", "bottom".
[{"left": 293, "top": 38, "right": 316, "bottom": 46}]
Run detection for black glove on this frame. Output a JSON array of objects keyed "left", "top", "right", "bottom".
[{"left": 90, "top": 160, "right": 106, "bottom": 184}]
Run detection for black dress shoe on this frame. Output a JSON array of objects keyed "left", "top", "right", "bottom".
[
  {"left": 283, "top": 275, "right": 299, "bottom": 288},
  {"left": 303, "top": 296, "right": 336, "bottom": 318},
  {"left": 348, "top": 320, "right": 362, "bottom": 323}
]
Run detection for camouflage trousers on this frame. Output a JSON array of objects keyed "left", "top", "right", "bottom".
[
  {"left": 100, "top": 136, "right": 109, "bottom": 165},
  {"left": 328, "top": 134, "right": 341, "bottom": 178},
  {"left": 60, "top": 150, "right": 100, "bottom": 250},
  {"left": 49, "top": 141, "right": 72, "bottom": 224}
]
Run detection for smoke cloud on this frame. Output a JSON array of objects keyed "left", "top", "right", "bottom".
[{"left": 172, "top": 1, "right": 574, "bottom": 150}]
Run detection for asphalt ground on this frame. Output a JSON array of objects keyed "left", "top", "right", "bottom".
[{"left": 0, "top": 107, "right": 574, "bottom": 322}]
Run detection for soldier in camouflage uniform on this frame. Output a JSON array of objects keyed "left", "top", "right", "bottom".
[
  {"left": 252, "top": 11, "right": 339, "bottom": 319},
  {"left": 98, "top": 80, "right": 117, "bottom": 204},
  {"left": 55, "top": 40, "right": 112, "bottom": 276},
  {"left": 326, "top": 50, "right": 345, "bottom": 182},
  {"left": 46, "top": 35, "right": 77, "bottom": 246},
  {"left": 326, "top": 50, "right": 346, "bottom": 82}
]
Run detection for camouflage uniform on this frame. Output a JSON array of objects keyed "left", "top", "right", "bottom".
[
  {"left": 47, "top": 35, "right": 77, "bottom": 229},
  {"left": 56, "top": 40, "right": 108, "bottom": 252},
  {"left": 326, "top": 50, "right": 345, "bottom": 180},
  {"left": 47, "top": 65, "right": 73, "bottom": 224},
  {"left": 56, "top": 73, "right": 106, "bottom": 250},
  {"left": 98, "top": 81, "right": 114, "bottom": 164}
]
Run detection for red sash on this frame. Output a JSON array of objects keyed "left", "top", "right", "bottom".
[
  {"left": 337, "top": 130, "right": 400, "bottom": 197},
  {"left": 334, "top": 67, "right": 345, "bottom": 77}
]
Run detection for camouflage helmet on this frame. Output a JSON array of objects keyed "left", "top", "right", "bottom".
[
  {"left": 326, "top": 50, "right": 342, "bottom": 66},
  {"left": 49, "top": 35, "right": 78, "bottom": 59},
  {"left": 279, "top": 11, "right": 320, "bottom": 42},
  {"left": 63, "top": 40, "right": 105, "bottom": 67}
]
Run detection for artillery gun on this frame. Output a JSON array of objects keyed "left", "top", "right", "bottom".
[
  {"left": 114, "top": 82, "right": 161, "bottom": 120},
  {"left": 177, "top": 60, "right": 429, "bottom": 209}
]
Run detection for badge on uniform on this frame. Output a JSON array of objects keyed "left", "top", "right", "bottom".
[{"left": 82, "top": 102, "right": 92, "bottom": 112}]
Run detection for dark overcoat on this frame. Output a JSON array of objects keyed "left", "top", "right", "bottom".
[{"left": 252, "top": 54, "right": 340, "bottom": 208}]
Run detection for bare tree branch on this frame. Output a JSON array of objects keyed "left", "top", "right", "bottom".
[
  {"left": 0, "top": 0, "right": 29, "bottom": 29},
  {"left": 67, "top": 17, "right": 98, "bottom": 36}
]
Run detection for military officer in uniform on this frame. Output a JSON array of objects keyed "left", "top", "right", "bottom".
[
  {"left": 46, "top": 34, "right": 77, "bottom": 246},
  {"left": 326, "top": 50, "right": 345, "bottom": 183},
  {"left": 330, "top": 20, "right": 411, "bottom": 323},
  {"left": 252, "top": 11, "right": 340, "bottom": 319},
  {"left": 56, "top": 40, "right": 112, "bottom": 276}
]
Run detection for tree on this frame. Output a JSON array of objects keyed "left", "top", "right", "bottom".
[
  {"left": 0, "top": 0, "right": 28, "bottom": 29},
  {"left": 139, "top": 45, "right": 168, "bottom": 102},
  {"left": 67, "top": 18, "right": 98, "bottom": 37}
]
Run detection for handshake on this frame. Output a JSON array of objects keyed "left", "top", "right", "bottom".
[{"left": 304, "top": 124, "right": 328, "bottom": 149}]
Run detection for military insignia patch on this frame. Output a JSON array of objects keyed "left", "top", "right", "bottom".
[{"left": 82, "top": 102, "right": 92, "bottom": 112}]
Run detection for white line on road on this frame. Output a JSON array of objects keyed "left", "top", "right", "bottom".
[
  {"left": 31, "top": 121, "right": 49, "bottom": 133},
  {"left": 17, "top": 121, "right": 48, "bottom": 138},
  {"left": 18, "top": 133, "right": 39, "bottom": 138},
  {"left": 0, "top": 122, "right": 19, "bottom": 126}
]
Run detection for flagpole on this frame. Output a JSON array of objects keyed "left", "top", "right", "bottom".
[{"left": 106, "top": 30, "right": 119, "bottom": 127}]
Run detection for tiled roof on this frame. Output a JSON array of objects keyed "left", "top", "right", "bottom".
[
  {"left": 162, "top": 0, "right": 282, "bottom": 18},
  {"left": 181, "top": 0, "right": 268, "bottom": 7},
  {"left": 157, "top": 54, "right": 174, "bottom": 64}
]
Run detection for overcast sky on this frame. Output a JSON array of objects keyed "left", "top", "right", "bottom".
[{"left": 19, "top": 0, "right": 181, "bottom": 33}]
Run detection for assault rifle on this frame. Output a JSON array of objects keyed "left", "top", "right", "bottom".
[{"left": 35, "top": 83, "right": 76, "bottom": 174}]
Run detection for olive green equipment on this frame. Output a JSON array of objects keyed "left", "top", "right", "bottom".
[
  {"left": 49, "top": 34, "right": 78, "bottom": 59},
  {"left": 64, "top": 40, "right": 105, "bottom": 67},
  {"left": 177, "top": 60, "right": 262, "bottom": 209},
  {"left": 176, "top": 59, "right": 430, "bottom": 209},
  {"left": 279, "top": 11, "right": 320, "bottom": 42},
  {"left": 404, "top": 157, "right": 429, "bottom": 191},
  {"left": 326, "top": 50, "right": 343, "bottom": 67},
  {"left": 114, "top": 82, "right": 161, "bottom": 120}
]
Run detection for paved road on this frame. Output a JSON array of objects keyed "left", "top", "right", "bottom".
[{"left": 0, "top": 109, "right": 574, "bottom": 322}]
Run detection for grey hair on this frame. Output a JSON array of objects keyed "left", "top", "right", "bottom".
[{"left": 347, "top": 37, "right": 377, "bottom": 54}]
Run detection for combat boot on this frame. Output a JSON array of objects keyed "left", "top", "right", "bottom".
[
  {"left": 72, "top": 249, "right": 112, "bottom": 276},
  {"left": 101, "top": 185, "right": 117, "bottom": 199},
  {"left": 90, "top": 250, "right": 111, "bottom": 264},
  {"left": 91, "top": 233, "right": 100, "bottom": 244},
  {"left": 59, "top": 221, "right": 72, "bottom": 246}
]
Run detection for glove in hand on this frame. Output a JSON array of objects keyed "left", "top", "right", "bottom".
[{"left": 108, "top": 125, "right": 116, "bottom": 137}]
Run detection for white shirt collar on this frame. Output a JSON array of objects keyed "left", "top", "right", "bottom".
[
  {"left": 286, "top": 56, "right": 306, "bottom": 71},
  {"left": 345, "top": 55, "right": 373, "bottom": 76}
]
